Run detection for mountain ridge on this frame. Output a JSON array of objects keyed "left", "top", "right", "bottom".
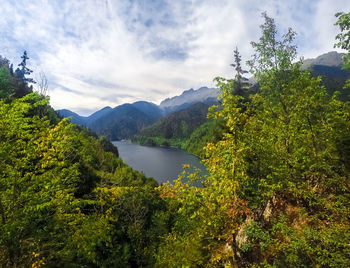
[
  {"left": 159, "top": 86, "right": 219, "bottom": 114},
  {"left": 57, "top": 86, "right": 220, "bottom": 140},
  {"left": 57, "top": 51, "right": 350, "bottom": 140}
]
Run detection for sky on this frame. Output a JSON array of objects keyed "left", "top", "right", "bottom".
[{"left": 0, "top": 0, "right": 349, "bottom": 116}]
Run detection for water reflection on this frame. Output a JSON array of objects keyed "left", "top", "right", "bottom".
[{"left": 113, "top": 141, "right": 207, "bottom": 184}]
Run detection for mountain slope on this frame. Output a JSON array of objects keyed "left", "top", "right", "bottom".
[
  {"left": 88, "top": 104, "right": 154, "bottom": 140},
  {"left": 86, "top": 106, "right": 112, "bottom": 125},
  {"left": 159, "top": 87, "right": 219, "bottom": 114},
  {"left": 302, "top": 51, "right": 345, "bottom": 69},
  {"left": 57, "top": 101, "right": 161, "bottom": 140},
  {"left": 56, "top": 109, "right": 87, "bottom": 126},
  {"left": 302, "top": 51, "right": 350, "bottom": 101},
  {"left": 131, "top": 101, "right": 163, "bottom": 121},
  {"left": 133, "top": 102, "right": 210, "bottom": 146}
]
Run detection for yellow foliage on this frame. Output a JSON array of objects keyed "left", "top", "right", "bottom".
[{"left": 31, "top": 252, "right": 45, "bottom": 268}]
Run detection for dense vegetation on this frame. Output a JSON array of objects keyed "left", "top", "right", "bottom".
[
  {"left": 156, "top": 12, "right": 350, "bottom": 267},
  {"left": 133, "top": 102, "right": 213, "bottom": 148},
  {"left": 0, "top": 54, "right": 168, "bottom": 267},
  {"left": 1, "top": 11, "right": 350, "bottom": 267}
]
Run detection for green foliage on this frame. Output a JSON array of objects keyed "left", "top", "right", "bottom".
[
  {"left": 2, "top": 11, "right": 350, "bottom": 266},
  {"left": 133, "top": 102, "right": 210, "bottom": 150},
  {"left": 335, "top": 11, "right": 350, "bottom": 96},
  {"left": 0, "top": 66, "right": 14, "bottom": 100},
  {"left": 156, "top": 12, "right": 350, "bottom": 267},
  {"left": 335, "top": 12, "right": 350, "bottom": 68},
  {"left": 247, "top": 12, "right": 297, "bottom": 76},
  {"left": 182, "top": 118, "right": 226, "bottom": 158},
  {"left": 0, "top": 61, "right": 166, "bottom": 266}
]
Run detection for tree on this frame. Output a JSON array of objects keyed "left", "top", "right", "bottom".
[
  {"left": 0, "top": 55, "right": 170, "bottom": 267},
  {"left": 203, "top": 12, "right": 350, "bottom": 267},
  {"left": 335, "top": 11, "right": 350, "bottom": 90},
  {"left": 0, "top": 66, "right": 14, "bottom": 100},
  {"left": 35, "top": 72, "right": 48, "bottom": 97},
  {"left": 334, "top": 12, "right": 350, "bottom": 52},
  {"left": 15, "top": 51, "right": 36, "bottom": 84},
  {"left": 157, "top": 12, "right": 350, "bottom": 267},
  {"left": 247, "top": 12, "right": 297, "bottom": 77},
  {"left": 230, "top": 47, "right": 249, "bottom": 97},
  {"left": 0, "top": 56, "right": 15, "bottom": 101}
]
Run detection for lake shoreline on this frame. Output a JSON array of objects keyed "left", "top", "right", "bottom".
[{"left": 112, "top": 140, "right": 207, "bottom": 184}]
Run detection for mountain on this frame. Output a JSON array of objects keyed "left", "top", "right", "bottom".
[
  {"left": 133, "top": 102, "right": 211, "bottom": 146},
  {"left": 88, "top": 104, "right": 155, "bottom": 140},
  {"left": 302, "top": 51, "right": 345, "bottom": 69},
  {"left": 302, "top": 51, "right": 350, "bottom": 101},
  {"left": 131, "top": 101, "right": 163, "bottom": 121},
  {"left": 159, "top": 87, "right": 219, "bottom": 114},
  {"left": 86, "top": 106, "right": 113, "bottom": 124},
  {"left": 57, "top": 87, "right": 219, "bottom": 140},
  {"left": 57, "top": 109, "right": 88, "bottom": 126},
  {"left": 57, "top": 101, "right": 161, "bottom": 140},
  {"left": 57, "top": 56, "right": 350, "bottom": 142}
]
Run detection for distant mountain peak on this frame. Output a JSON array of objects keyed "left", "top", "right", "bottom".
[
  {"left": 302, "top": 51, "right": 345, "bottom": 69},
  {"left": 183, "top": 88, "right": 194, "bottom": 93},
  {"left": 159, "top": 86, "right": 219, "bottom": 113}
]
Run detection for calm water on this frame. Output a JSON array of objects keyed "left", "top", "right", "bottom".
[{"left": 112, "top": 141, "right": 207, "bottom": 184}]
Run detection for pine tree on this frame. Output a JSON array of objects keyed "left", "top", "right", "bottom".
[
  {"left": 230, "top": 47, "right": 249, "bottom": 96},
  {"left": 15, "top": 51, "right": 35, "bottom": 84}
]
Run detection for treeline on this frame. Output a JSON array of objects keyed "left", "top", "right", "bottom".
[
  {"left": 134, "top": 116, "right": 226, "bottom": 158},
  {"left": 132, "top": 102, "right": 221, "bottom": 157},
  {"left": 1, "top": 11, "right": 350, "bottom": 267}
]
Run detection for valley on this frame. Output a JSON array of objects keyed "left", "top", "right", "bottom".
[
  {"left": 2, "top": 7, "right": 350, "bottom": 266},
  {"left": 57, "top": 51, "right": 350, "bottom": 159}
]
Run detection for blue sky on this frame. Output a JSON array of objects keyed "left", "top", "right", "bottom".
[{"left": 0, "top": 0, "right": 349, "bottom": 115}]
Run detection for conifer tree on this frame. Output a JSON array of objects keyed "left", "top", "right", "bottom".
[
  {"left": 15, "top": 51, "right": 35, "bottom": 84},
  {"left": 230, "top": 47, "right": 249, "bottom": 96}
]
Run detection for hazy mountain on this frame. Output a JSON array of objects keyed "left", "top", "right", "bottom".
[
  {"left": 302, "top": 51, "right": 350, "bottom": 101},
  {"left": 131, "top": 101, "right": 163, "bottom": 121},
  {"left": 57, "top": 107, "right": 113, "bottom": 127},
  {"left": 88, "top": 104, "right": 155, "bottom": 140},
  {"left": 159, "top": 87, "right": 219, "bottom": 114},
  {"left": 302, "top": 51, "right": 345, "bottom": 69},
  {"left": 87, "top": 106, "right": 112, "bottom": 125},
  {"left": 56, "top": 109, "right": 88, "bottom": 126},
  {"left": 57, "top": 87, "right": 220, "bottom": 140},
  {"left": 58, "top": 101, "right": 161, "bottom": 140}
]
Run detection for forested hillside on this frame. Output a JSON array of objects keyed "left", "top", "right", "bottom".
[
  {"left": 155, "top": 12, "right": 350, "bottom": 267},
  {"left": 0, "top": 53, "right": 167, "bottom": 267},
  {"left": 133, "top": 102, "right": 211, "bottom": 147},
  {"left": 1, "top": 11, "right": 350, "bottom": 267},
  {"left": 303, "top": 51, "right": 350, "bottom": 101},
  {"left": 57, "top": 87, "right": 219, "bottom": 141},
  {"left": 57, "top": 101, "right": 163, "bottom": 140}
]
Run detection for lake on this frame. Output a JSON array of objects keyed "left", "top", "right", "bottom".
[{"left": 112, "top": 141, "right": 207, "bottom": 184}]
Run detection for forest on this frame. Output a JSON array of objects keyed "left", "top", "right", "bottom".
[{"left": 0, "top": 11, "right": 350, "bottom": 267}]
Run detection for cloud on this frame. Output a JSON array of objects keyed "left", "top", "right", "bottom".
[{"left": 0, "top": 0, "right": 349, "bottom": 115}]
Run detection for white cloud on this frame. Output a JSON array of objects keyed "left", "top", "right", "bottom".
[{"left": 0, "top": 0, "right": 349, "bottom": 115}]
